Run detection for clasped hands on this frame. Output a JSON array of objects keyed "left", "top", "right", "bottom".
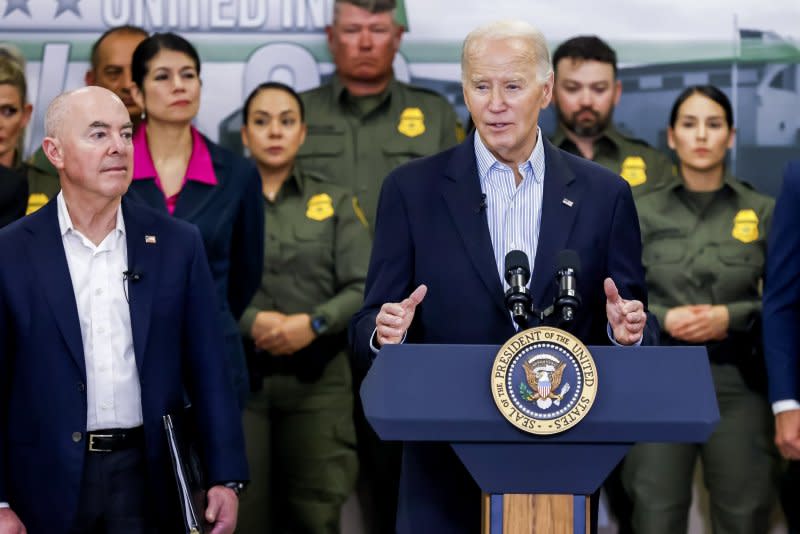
[
  {"left": 664, "top": 304, "right": 729, "bottom": 343},
  {"left": 251, "top": 311, "right": 315, "bottom": 355}
]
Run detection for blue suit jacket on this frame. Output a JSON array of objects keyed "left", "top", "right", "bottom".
[
  {"left": 0, "top": 197, "right": 248, "bottom": 533},
  {"left": 763, "top": 160, "right": 800, "bottom": 404},
  {"left": 350, "top": 133, "right": 651, "bottom": 533},
  {"left": 126, "top": 136, "right": 264, "bottom": 406}
]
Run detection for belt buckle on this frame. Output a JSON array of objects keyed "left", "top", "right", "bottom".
[{"left": 88, "top": 433, "right": 113, "bottom": 452}]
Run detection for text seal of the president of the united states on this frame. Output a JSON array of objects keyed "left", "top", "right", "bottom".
[{"left": 491, "top": 326, "right": 598, "bottom": 435}]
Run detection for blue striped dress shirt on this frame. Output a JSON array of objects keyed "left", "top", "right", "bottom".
[{"left": 474, "top": 129, "right": 546, "bottom": 290}]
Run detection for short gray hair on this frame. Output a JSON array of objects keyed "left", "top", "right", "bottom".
[{"left": 461, "top": 20, "right": 552, "bottom": 84}]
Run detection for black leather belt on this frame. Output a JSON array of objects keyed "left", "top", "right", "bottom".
[{"left": 87, "top": 426, "right": 144, "bottom": 453}]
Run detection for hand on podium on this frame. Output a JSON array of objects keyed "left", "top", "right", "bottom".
[
  {"left": 376, "top": 284, "right": 428, "bottom": 347},
  {"left": 604, "top": 277, "right": 645, "bottom": 345}
]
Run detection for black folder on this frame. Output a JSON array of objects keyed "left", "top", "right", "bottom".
[{"left": 163, "top": 413, "right": 207, "bottom": 534}]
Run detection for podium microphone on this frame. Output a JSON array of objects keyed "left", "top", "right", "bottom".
[
  {"left": 555, "top": 250, "right": 581, "bottom": 323},
  {"left": 504, "top": 250, "right": 532, "bottom": 327}
]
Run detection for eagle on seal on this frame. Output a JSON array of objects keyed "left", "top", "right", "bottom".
[{"left": 523, "top": 360, "right": 567, "bottom": 401}]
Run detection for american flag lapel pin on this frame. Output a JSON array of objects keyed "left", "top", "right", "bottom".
[
  {"left": 562, "top": 198, "right": 574, "bottom": 207},
  {"left": 145, "top": 235, "right": 157, "bottom": 244}
]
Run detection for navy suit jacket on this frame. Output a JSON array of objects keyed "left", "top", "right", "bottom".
[
  {"left": 350, "top": 133, "right": 652, "bottom": 533},
  {"left": 763, "top": 160, "right": 800, "bottom": 404},
  {"left": 0, "top": 197, "right": 248, "bottom": 533},
  {"left": 126, "top": 136, "right": 264, "bottom": 405}
]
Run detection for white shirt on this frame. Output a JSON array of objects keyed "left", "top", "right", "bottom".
[{"left": 57, "top": 193, "right": 143, "bottom": 431}]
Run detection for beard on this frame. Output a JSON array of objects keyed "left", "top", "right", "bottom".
[{"left": 557, "top": 105, "right": 613, "bottom": 138}]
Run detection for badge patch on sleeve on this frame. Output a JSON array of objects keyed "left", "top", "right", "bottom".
[
  {"left": 352, "top": 197, "right": 369, "bottom": 228},
  {"left": 732, "top": 209, "right": 759, "bottom": 243},
  {"left": 397, "top": 107, "right": 426, "bottom": 138},
  {"left": 620, "top": 156, "right": 647, "bottom": 187},
  {"left": 306, "top": 193, "right": 335, "bottom": 221}
]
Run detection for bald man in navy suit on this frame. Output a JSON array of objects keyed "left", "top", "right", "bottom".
[{"left": 0, "top": 87, "right": 247, "bottom": 534}]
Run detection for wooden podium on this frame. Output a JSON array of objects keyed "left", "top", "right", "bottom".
[{"left": 361, "top": 344, "right": 719, "bottom": 534}]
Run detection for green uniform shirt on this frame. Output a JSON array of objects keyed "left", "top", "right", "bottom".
[
  {"left": 552, "top": 125, "right": 676, "bottom": 197},
  {"left": 636, "top": 174, "right": 774, "bottom": 332},
  {"left": 239, "top": 165, "right": 371, "bottom": 337},
  {"left": 24, "top": 147, "right": 60, "bottom": 214},
  {"left": 297, "top": 76, "right": 463, "bottom": 229}
]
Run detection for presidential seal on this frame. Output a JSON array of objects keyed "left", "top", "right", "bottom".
[{"left": 491, "top": 326, "right": 598, "bottom": 435}]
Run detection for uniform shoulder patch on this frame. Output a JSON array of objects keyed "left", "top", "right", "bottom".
[{"left": 351, "top": 197, "right": 369, "bottom": 229}]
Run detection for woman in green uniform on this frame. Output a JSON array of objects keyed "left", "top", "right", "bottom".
[
  {"left": 623, "top": 85, "right": 778, "bottom": 533},
  {"left": 237, "top": 81, "right": 369, "bottom": 533}
]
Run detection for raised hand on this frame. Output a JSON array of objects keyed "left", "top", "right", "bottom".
[
  {"left": 376, "top": 284, "right": 428, "bottom": 347},
  {"left": 604, "top": 277, "right": 645, "bottom": 345}
]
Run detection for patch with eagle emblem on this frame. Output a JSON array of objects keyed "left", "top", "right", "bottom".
[{"left": 491, "top": 326, "right": 598, "bottom": 435}]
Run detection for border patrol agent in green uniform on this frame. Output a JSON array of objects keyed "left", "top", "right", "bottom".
[
  {"left": 551, "top": 36, "right": 675, "bottom": 200},
  {"left": 297, "top": 0, "right": 463, "bottom": 231},
  {"left": 624, "top": 173, "right": 779, "bottom": 534},
  {"left": 237, "top": 82, "right": 370, "bottom": 534},
  {"left": 239, "top": 166, "right": 369, "bottom": 534},
  {"left": 550, "top": 35, "right": 676, "bottom": 534},
  {"left": 296, "top": 1, "right": 462, "bottom": 532},
  {"left": 622, "top": 85, "right": 779, "bottom": 534}
]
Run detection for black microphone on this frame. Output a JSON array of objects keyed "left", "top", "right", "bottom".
[
  {"left": 504, "top": 250, "right": 532, "bottom": 327},
  {"left": 123, "top": 269, "right": 143, "bottom": 283},
  {"left": 554, "top": 250, "right": 581, "bottom": 323},
  {"left": 476, "top": 193, "right": 487, "bottom": 213}
]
